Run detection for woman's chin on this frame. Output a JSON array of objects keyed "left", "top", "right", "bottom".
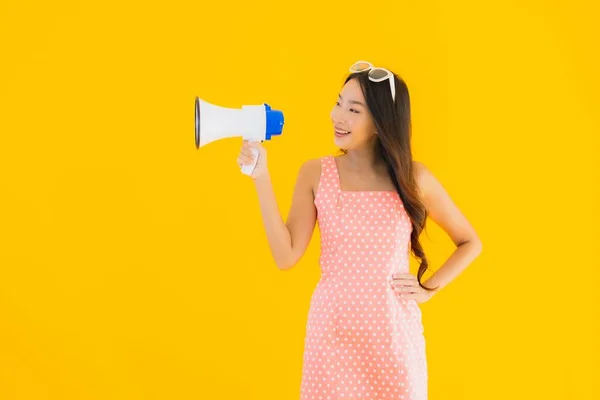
[{"left": 334, "top": 133, "right": 351, "bottom": 145}]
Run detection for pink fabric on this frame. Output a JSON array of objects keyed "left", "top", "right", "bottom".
[{"left": 300, "top": 156, "right": 428, "bottom": 400}]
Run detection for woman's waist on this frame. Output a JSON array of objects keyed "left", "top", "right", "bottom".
[
  {"left": 318, "top": 268, "right": 409, "bottom": 285},
  {"left": 318, "top": 258, "right": 409, "bottom": 273}
]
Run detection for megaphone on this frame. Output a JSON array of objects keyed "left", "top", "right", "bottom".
[{"left": 194, "top": 96, "right": 284, "bottom": 176}]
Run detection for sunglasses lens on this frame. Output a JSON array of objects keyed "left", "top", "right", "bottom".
[
  {"left": 350, "top": 62, "right": 371, "bottom": 72},
  {"left": 369, "top": 68, "right": 390, "bottom": 80}
]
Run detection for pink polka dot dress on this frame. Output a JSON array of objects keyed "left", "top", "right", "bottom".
[{"left": 299, "top": 156, "right": 428, "bottom": 400}]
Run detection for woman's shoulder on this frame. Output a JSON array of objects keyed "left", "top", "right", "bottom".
[
  {"left": 412, "top": 160, "right": 427, "bottom": 176},
  {"left": 298, "top": 156, "right": 327, "bottom": 178},
  {"left": 296, "top": 155, "right": 332, "bottom": 195},
  {"left": 412, "top": 160, "right": 437, "bottom": 200},
  {"left": 299, "top": 154, "right": 334, "bottom": 171}
]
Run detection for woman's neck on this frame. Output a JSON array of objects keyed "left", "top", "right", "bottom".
[{"left": 340, "top": 142, "right": 385, "bottom": 172}]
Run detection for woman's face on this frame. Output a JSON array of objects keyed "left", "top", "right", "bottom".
[{"left": 330, "top": 78, "right": 377, "bottom": 150}]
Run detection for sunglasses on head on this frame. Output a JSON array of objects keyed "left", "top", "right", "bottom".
[{"left": 349, "top": 61, "right": 396, "bottom": 103}]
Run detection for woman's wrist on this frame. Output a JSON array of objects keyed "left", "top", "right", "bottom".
[{"left": 253, "top": 172, "right": 271, "bottom": 186}]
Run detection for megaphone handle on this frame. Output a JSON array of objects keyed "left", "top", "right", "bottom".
[{"left": 241, "top": 141, "right": 261, "bottom": 176}]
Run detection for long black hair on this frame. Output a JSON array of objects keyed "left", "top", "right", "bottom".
[{"left": 338, "top": 71, "right": 439, "bottom": 292}]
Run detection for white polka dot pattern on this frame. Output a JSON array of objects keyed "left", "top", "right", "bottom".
[{"left": 299, "top": 156, "right": 428, "bottom": 400}]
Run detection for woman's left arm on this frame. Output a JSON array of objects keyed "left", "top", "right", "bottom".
[{"left": 414, "top": 161, "right": 483, "bottom": 294}]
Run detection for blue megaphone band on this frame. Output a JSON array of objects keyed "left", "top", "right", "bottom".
[{"left": 264, "top": 104, "right": 284, "bottom": 140}]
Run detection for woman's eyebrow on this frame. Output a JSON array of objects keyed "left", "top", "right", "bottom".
[{"left": 339, "top": 94, "right": 365, "bottom": 106}]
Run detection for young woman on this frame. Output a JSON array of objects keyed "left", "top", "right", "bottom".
[{"left": 237, "top": 61, "right": 482, "bottom": 400}]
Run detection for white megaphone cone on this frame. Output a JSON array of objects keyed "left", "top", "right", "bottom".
[{"left": 194, "top": 96, "right": 284, "bottom": 176}]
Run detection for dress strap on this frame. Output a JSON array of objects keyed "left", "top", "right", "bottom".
[
  {"left": 316, "top": 155, "right": 342, "bottom": 209},
  {"left": 314, "top": 155, "right": 343, "bottom": 210},
  {"left": 322, "top": 155, "right": 342, "bottom": 193}
]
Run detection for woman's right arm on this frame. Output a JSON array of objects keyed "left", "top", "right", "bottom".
[
  {"left": 237, "top": 141, "right": 320, "bottom": 270},
  {"left": 252, "top": 158, "right": 320, "bottom": 270}
]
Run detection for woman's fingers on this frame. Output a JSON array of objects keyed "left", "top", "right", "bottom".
[
  {"left": 393, "top": 285, "right": 417, "bottom": 293},
  {"left": 238, "top": 143, "right": 257, "bottom": 165},
  {"left": 391, "top": 274, "right": 418, "bottom": 286},
  {"left": 237, "top": 156, "right": 253, "bottom": 166},
  {"left": 238, "top": 153, "right": 253, "bottom": 163}
]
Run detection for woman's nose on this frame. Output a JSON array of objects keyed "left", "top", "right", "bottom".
[{"left": 331, "top": 110, "right": 344, "bottom": 124}]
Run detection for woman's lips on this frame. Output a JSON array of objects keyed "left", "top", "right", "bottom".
[{"left": 334, "top": 128, "right": 351, "bottom": 137}]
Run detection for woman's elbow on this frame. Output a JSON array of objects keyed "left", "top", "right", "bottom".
[{"left": 275, "top": 249, "right": 303, "bottom": 271}]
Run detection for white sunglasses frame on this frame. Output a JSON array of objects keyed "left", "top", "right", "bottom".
[{"left": 349, "top": 60, "right": 396, "bottom": 102}]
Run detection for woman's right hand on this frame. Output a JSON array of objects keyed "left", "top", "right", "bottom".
[{"left": 237, "top": 140, "right": 268, "bottom": 180}]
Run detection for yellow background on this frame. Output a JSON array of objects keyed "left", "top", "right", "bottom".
[{"left": 1, "top": 0, "right": 598, "bottom": 399}]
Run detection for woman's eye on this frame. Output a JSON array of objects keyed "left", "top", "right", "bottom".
[{"left": 335, "top": 102, "right": 359, "bottom": 113}]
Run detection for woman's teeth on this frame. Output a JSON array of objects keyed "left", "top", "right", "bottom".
[{"left": 335, "top": 129, "right": 351, "bottom": 136}]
